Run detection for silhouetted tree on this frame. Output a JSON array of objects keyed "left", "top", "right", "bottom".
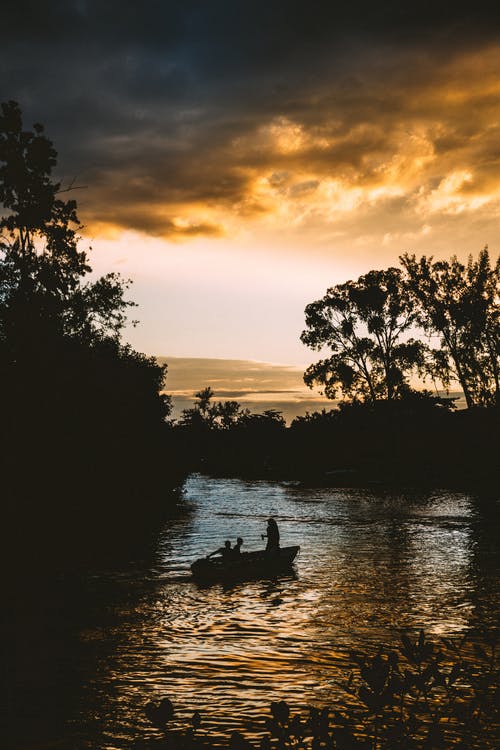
[
  {"left": 0, "top": 101, "right": 176, "bottom": 559},
  {"left": 180, "top": 386, "right": 250, "bottom": 429},
  {"left": 215, "top": 399, "right": 247, "bottom": 428},
  {"left": 0, "top": 101, "right": 135, "bottom": 348},
  {"left": 237, "top": 408, "right": 286, "bottom": 429},
  {"left": 401, "top": 249, "right": 500, "bottom": 408},
  {"left": 179, "top": 387, "right": 215, "bottom": 428},
  {"left": 301, "top": 268, "right": 427, "bottom": 402}
]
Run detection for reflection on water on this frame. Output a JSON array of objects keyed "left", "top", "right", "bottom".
[{"left": 6, "top": 475, "right": 499, "bottom": 748}]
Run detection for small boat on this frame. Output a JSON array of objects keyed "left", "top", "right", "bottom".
[{"left": 191, "top": 545, "right": 300, "bottom": 582}]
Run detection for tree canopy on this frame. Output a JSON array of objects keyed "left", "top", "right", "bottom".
[
  {"left": 0, "top": 101, "right": 176, "bottom": 559},
  {"left": 0, "top": 100, "right": 137, "bottom": 349},
  {"left": 401, "top": 249, "right": 499, "bottom": 408},
  {"left": 301, "top": 268, "right": 427, "bottom": 402},
  {"left": 302, "top": 253, "right": 499, "bottom": 408}
]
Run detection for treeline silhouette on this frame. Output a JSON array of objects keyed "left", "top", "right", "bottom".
[
  {"left": 0, "top": 101, "right": 185, "bottom": 565},
  {"left": 173, "top": 247, "right": 499, "bottom": 488},
  {"left": 172, "top": 387, "right": 498, "bottom": 489}
]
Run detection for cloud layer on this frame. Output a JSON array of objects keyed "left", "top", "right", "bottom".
[
  {"left": 3, "top": 1, "right": 500, "bottom": 250},
  {"left": 159, "top": 356, "right": 332, "bottom": 422},
  {"left": 160, "top": 357, "right": 466, "bottom": 422}
]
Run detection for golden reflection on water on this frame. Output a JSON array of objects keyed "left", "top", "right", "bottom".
[
  {"left": 10, "top": 475, "right": 497, "bottom": 748},
  {"left": 74, "top": 475, "right": 497, "bottom": 748}
]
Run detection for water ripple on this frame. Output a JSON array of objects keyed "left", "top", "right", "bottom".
[{"left": 11, "top": 474, "right": 499, "bottom": 749}]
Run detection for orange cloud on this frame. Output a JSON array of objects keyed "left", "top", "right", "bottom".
[{"left": 73, "top": 44, "right": 500, "bottom": 256}]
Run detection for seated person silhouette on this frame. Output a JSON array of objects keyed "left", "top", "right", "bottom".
[
  {"left": 231, "top": 537, "right": 244, "bottom": 558},
  {"left": 206, "top": 540, "right": 232, "bottom": 560}
]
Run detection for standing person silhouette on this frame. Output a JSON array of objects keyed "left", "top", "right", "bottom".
[{"left": 262, "top": 518, "right": 280, "bottom": 552}]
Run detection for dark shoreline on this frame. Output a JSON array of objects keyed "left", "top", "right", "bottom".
[{"left": 175, "top": 405, "right": 500, "bottom": 497}]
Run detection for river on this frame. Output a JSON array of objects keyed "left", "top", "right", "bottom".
[{"left": 7, "top": 474, "right": 499, "bottom": 748}]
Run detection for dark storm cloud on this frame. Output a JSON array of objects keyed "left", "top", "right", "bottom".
[
  {"left": 4, "top": 1, "right": 500, "bottom": 53},
  {"left": 2, "top": 1, "right": 500, "bottom": 236}
]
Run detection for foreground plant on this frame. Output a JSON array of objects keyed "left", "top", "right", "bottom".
[{"left": 139, "top": 631, "right": 498, "bottom": 749}]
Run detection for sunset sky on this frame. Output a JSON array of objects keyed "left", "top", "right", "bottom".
[{"left": 2, "top": 2, "right": 500, "bottom": 412}]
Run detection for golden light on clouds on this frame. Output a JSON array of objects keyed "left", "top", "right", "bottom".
[
  {"left": 77, "top": 43, "right": 500, "bottom": 271},
  {"left": 86, "top": 38, "right": 500, "bottom": 366},
  {"left": 229, "top": 50, "right": 500, "bottom": 242},
  {"left": 4, "top": 1, "right": 499, "bottom": 390}
]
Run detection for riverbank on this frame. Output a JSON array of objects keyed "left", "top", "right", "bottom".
[{"left": 174, "top": 405, "right": 500, "bottom": 492}]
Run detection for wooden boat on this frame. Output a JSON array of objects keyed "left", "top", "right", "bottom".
[{"left": 191, "top": 545, "right": 300, "bottom": 582}]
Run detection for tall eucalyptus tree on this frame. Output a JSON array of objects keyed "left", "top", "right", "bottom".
[
  {"left": 301, "top": 268, "right": 427, "bottom": 402},
  {"left": 401, "top": 250, "right": 499, "bottom": 408}
]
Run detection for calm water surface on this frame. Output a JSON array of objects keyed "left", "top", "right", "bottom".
[{"left": 9, "top": 475, "right": 499, "bottom": 748}]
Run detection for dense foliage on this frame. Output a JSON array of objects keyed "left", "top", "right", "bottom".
[
  {"left": 0, "top": 101, "right": 181, "bottom": 562},
  {"left": 170, "top": 386, "right": 499, "bottom": 490},
  {"left": 401, "top": 250, "right": 500, "bottom": 408},
  {"left": 302, "top": 254, "right": 499, "bottom": 407},
  {"left": 301, "top": 269, "right": 426, "bottom": 402}
]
